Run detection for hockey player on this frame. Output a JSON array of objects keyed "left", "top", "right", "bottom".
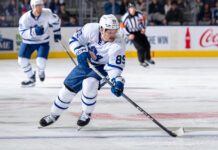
[
  {"left": 18, "top": 0, "right": 61, "bottom": 87},
  {"left": 39, "top": 14, "right": 126, "bottom": 128}
]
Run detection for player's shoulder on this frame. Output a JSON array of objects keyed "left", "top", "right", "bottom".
[
  {"left": 83, "top": 23, "right": 99, "bottom": 34},
  {"left": 19, "top": 10, "right": 31, "bottom": 22},
  {"left": 41, "top": 8, "right": 55, "bottom": 18},
  {"left": 110, "top": 34, "right": 125, "bottom": 54},
  {"left": 115, "top": 31, "right": 125, "bottom": 44},
  {"left": 83, "top": 23, "right": 99, "bottom": 31},
  {"left": 42, "top": 8, "right": 52, "bottom": 14}
]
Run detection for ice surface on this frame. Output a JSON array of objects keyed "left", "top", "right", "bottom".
[{"left": 0, "top": 58, "right": 218, "bottom": 150}]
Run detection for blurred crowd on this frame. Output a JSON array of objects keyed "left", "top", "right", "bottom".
[
  {"left": 0, "top": 0, "right": 218, "bottom": 27},
  {"left": 103, "top": 0, "right": 218, "bottom": 25},
  {"left": 0, "top": 0, "right": 78, "bottom": 27}
]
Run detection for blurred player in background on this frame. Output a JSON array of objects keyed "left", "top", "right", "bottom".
[
  {"left": 18, "top": 0, "right": 61, "bottom": 87},
  {"left": 39, "top": 14, "right": 126, "bottom": 128},
  {"left": 121, "top": 1, "right": 155, "bottom": 67}
]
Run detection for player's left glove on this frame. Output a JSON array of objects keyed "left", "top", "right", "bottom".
[
  {"left": 76, "top": 46, "right": 90, "bottom": 68},
  {"left": 54, "top": 34, "right": 62, "bottom": 42},
  {"left": 111, "top": 76, "right": 125, "bottom": 97}
]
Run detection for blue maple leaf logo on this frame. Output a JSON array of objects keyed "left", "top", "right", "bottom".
[{"left": 89, "top": 46, "right": 103, "bottom": 61}]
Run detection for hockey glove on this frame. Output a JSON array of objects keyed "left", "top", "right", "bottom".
[
  {"left": 111, "top": 76, "right": 125, "bottom": 97},
  {"left": 76, "top": 46, "right": 90, "bottom": 68},
  {"left": 35, "top": 25, "right": 44, "bottom": 36},
  {"left": 54, "top": 34, "right": 62, "bottom": 42}
]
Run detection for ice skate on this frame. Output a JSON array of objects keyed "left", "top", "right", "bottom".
[
  {"left": 39, "top": 114, "right": 59, "bottom": 128},
  {"left": 39, "top": 71, "right": 45, "bottom": 82},
  {"left": 21, "top": 72, "right": 36, "bottom": 87},
  {"left": 140, "top": 62, "right": 149, "bottom": 67},
  {"left": 77, "top": 112, "right": 91, "bottom": 131}
]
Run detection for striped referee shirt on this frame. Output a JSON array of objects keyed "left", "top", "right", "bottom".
[{"left": 121, "top": 11, "right": 146, "bottom": 35}]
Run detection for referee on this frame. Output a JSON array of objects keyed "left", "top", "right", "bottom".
[{"left": 121, "top": 2, "right": 155, "bottom": 67}]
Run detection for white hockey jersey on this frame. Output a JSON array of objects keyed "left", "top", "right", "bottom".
[
  {"left": 69, "top": 23, "right": 126, "bottom": 79},
  {"left": 18, "top": 8, "right": 61, "bottom": 44}
]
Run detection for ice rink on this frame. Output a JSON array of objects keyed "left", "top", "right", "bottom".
[{"left": 0, "top": 58, "right": 218, "bottom": 150}]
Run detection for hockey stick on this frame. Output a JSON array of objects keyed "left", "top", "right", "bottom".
[
  {"left": 59, "top": 39, "right": 77, "bottom": 66},
  {"left": 88, "top": 61, "right": 185, "bottom": 137}
]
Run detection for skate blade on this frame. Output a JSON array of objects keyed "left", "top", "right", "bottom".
[
  {"left": 38, "top": 126, "right": 44, "bottom": 129},
  {"left": 77, "top": 126, "right": 84, "bottom": 131}
]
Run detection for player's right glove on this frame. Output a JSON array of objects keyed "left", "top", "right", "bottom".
[
  {"left": 111, "top": 76, "right": 125, "bottom": 97},
  {"left": 75, "top": 46, "right": 90, "bottom": 68},
  {"left": 34, "top": 25, "right": 44, "bottom": 36}
]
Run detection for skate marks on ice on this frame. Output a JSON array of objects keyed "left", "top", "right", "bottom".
[
  {"left": 38, "top": 126, "right": 218, "bottom": 133},
  {"left": 1, "top": 127, "right": 218, "bottom": 140}
]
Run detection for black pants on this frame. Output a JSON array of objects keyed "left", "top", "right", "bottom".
[{"left": 131, "top": 32, "right": 151, "bottom": 63}]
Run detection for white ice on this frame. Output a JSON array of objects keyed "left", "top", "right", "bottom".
[{"left": 0, "top": 58, "right": 218, "bottom": 150}]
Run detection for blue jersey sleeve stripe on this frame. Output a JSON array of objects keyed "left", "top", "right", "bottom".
[
  {"left": 20, "top": 31, "right": 25, "bottom": 35},
  {"left": 74, "top": 45, "right": 84, "bottom": 51},
  {"left": 69, "top": 37, "right": 78, "bottom": 45},
  {"left": 19, "top": 29, "right": 29, "bottom": 32},
  {"left": 107, "top": 63, "right": 123, "bottom": 71},
  {"left": 23, "top": 36, "right": 50, "bottom": 41},
  {"left": 52, "top": 22, "right": 60, "bottom": 25}
]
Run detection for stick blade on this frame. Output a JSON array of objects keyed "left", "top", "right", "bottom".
[{"left": 174, "top": 127, "right": 185, "bottom": 137}]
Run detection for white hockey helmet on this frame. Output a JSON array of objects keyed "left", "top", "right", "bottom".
[
  {"left": 31, "top": 0, "right": 44, "bottom": 8},
  {"left": 99, "top": 14, "right": 119, "bottom": 30}
]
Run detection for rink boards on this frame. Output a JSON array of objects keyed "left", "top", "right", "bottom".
[{"left": 0, "top": 26, "right": 218, "bottom": 59}]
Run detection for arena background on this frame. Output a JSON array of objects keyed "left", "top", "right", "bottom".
[{"left": 0, "top": 0, "right": 218, "bottom": 59}]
